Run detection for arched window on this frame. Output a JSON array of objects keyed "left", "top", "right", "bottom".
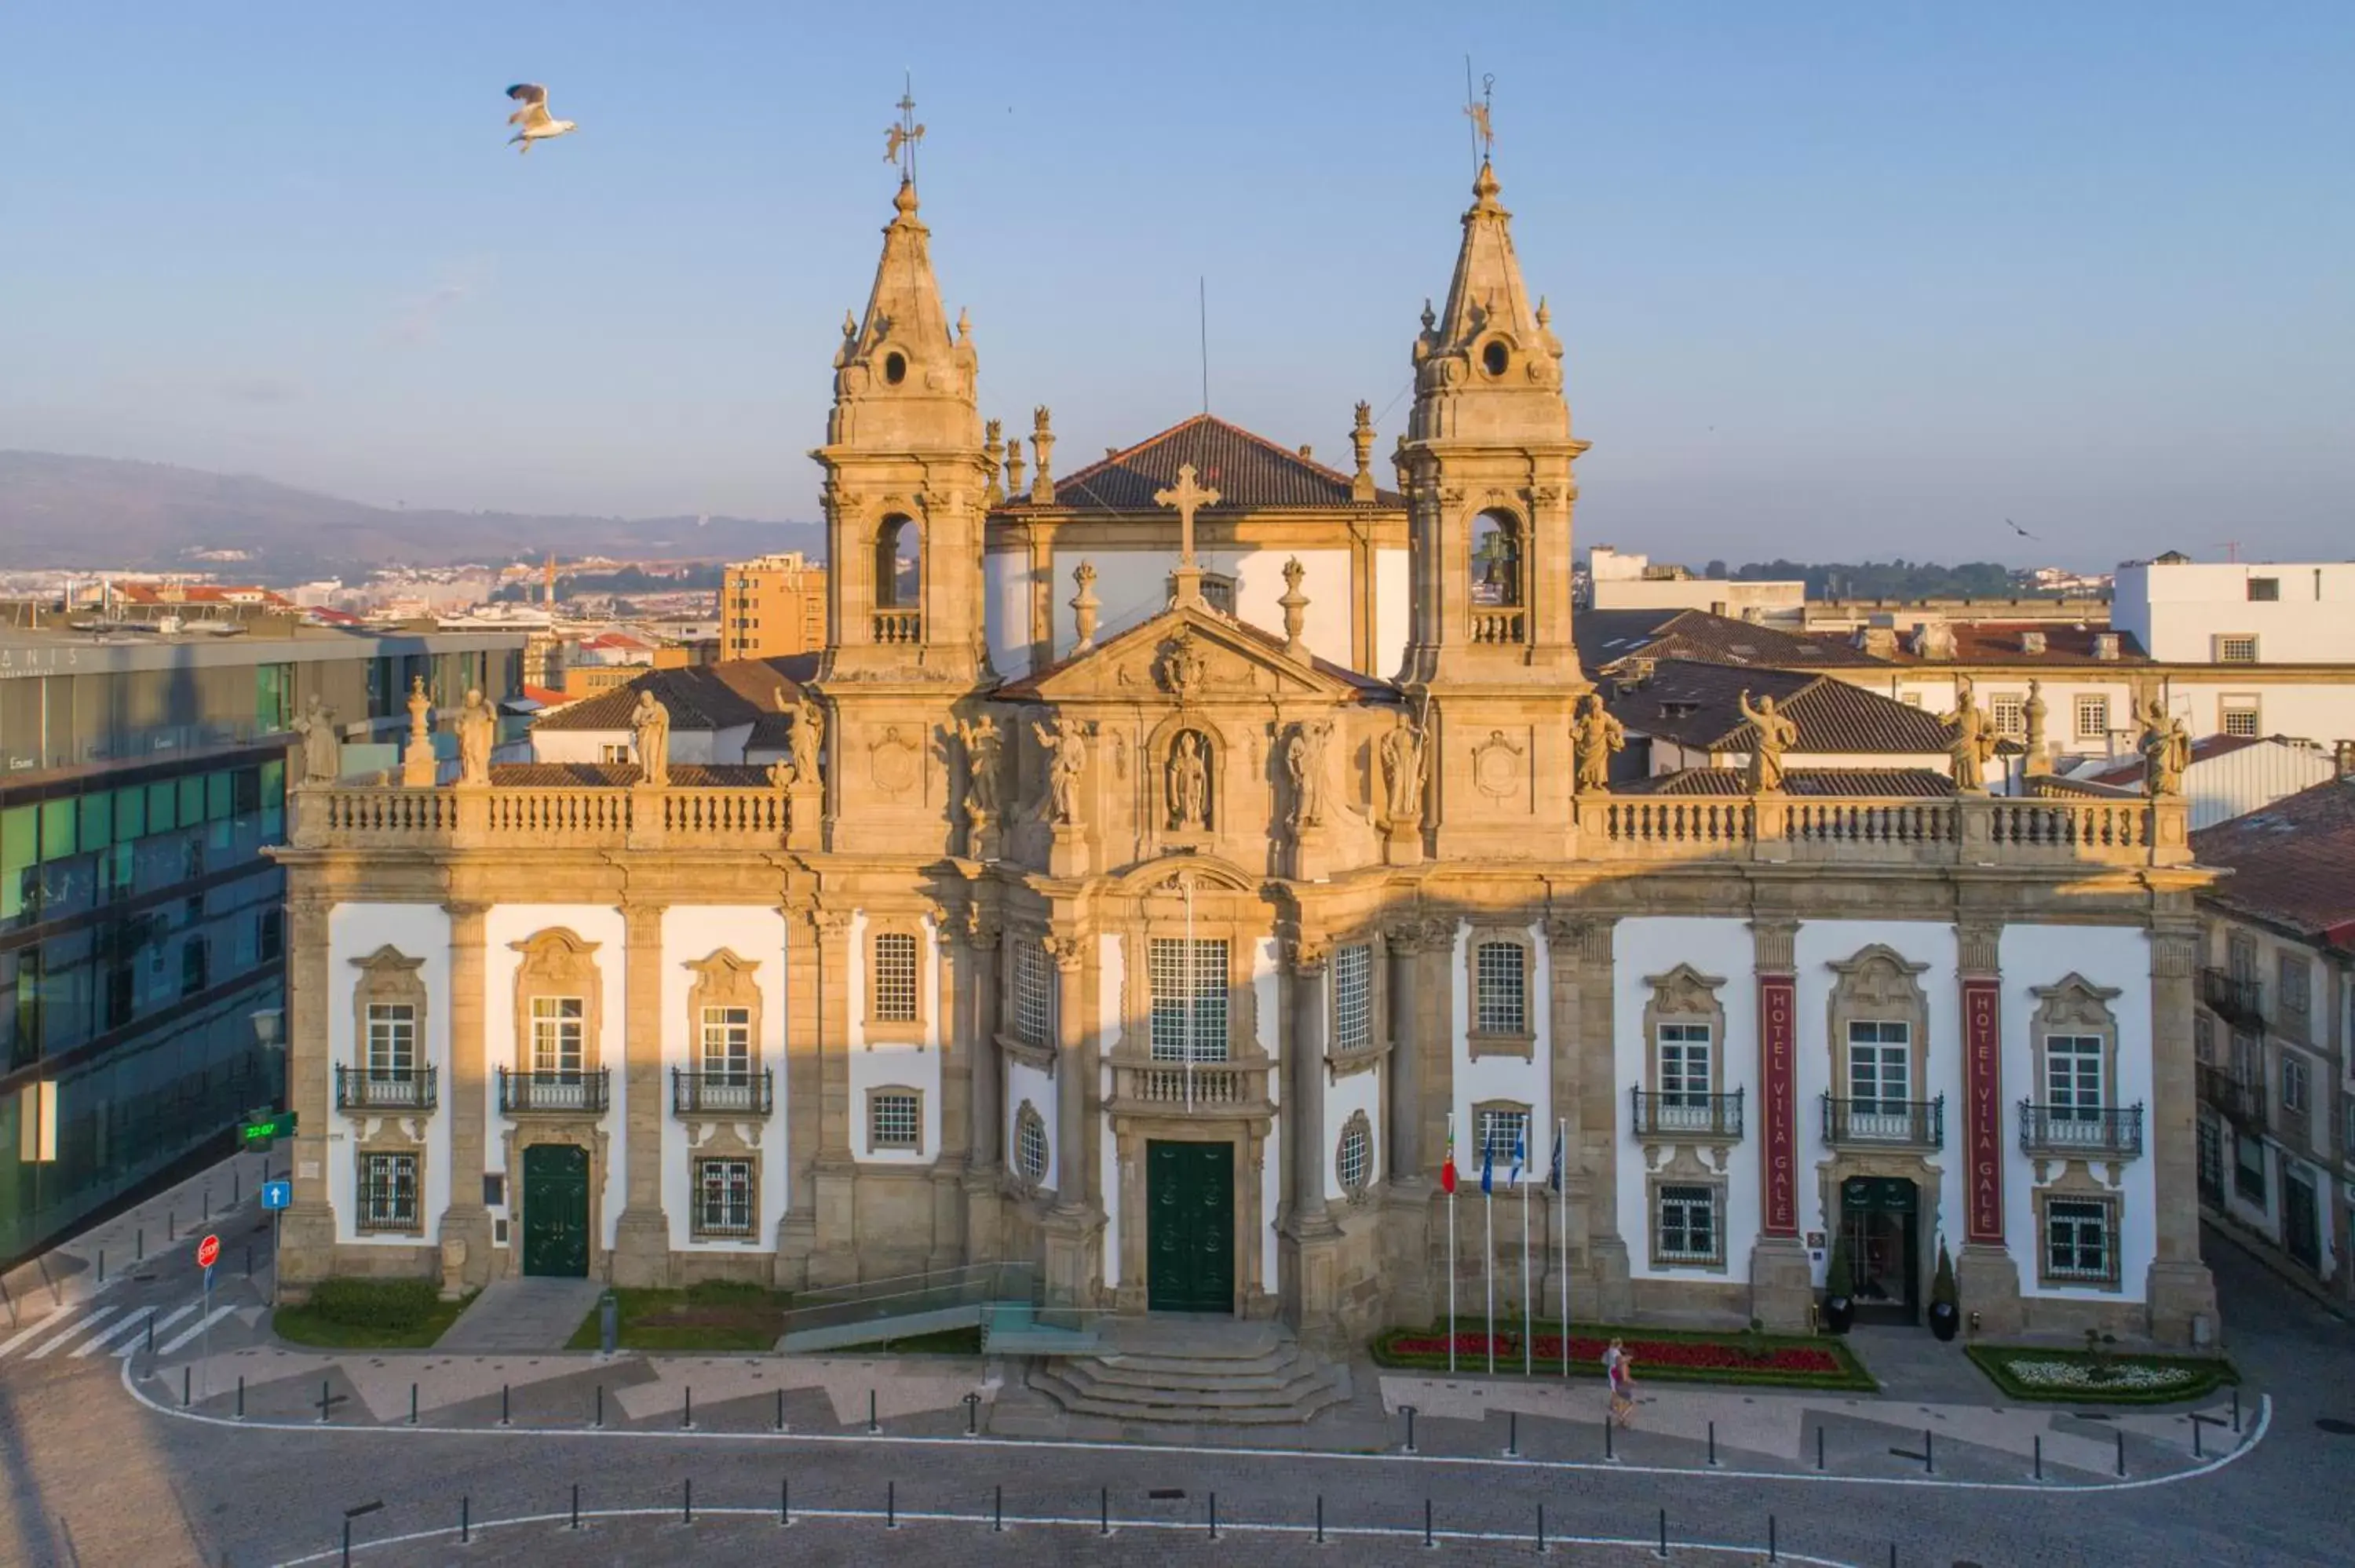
[
  {"left": 875, "top": 514, "right": 923, "bottom": 608},
  {"left": 1470, "top": 512, "right": 1521, "bottom": 607}
]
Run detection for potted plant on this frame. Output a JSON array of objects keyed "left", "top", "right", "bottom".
[
  {"left": 1823, "top": 1235, "right": 1856, "bottom": 1335},
  {"left": 1927, "top": 1242, "right": 1960, "bottom": 1341}
]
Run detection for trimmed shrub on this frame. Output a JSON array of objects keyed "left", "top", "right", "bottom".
[{"left": 305, "top": 1277, "right": 441, "bottom": 1331}]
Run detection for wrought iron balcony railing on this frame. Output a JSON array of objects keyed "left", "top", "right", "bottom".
[
  {"left": 497, "top": 1067, "right": 611, "bottom": 1114},
  {"left": 2196, "top": 1063, "right": 2266, "bottom": 1136},
  {"left": 1630, "top": 1087, "right": 1745, "bottom": 1141},
  {"left": 673, "top": 1067, "right": 774, "bottom": 1117},
  {"left": 335, "top": 1066, "right": 438, "bottom": 1112},
  {"left": 2017, "top": 1101, "right": 2144, "bottom": 1159},
  {"left": 1821, "top": 1093, "right": 1944, "bottom": 1150},
  {"left": 2200, "top": 968, "right": 2266, "bottom": 1028}
]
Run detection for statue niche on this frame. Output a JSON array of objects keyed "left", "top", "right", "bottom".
[{"left": 1165, "top": 729, "right": 1214, "bottom": 832}]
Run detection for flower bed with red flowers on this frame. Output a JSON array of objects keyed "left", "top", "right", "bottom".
[{"left": 1373, "top": 1322, "right": 1875, "bottom": 1391}]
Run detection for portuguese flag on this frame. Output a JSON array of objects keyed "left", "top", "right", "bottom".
[{"left": 1440, "top": 1112, "right": 1458, "bottom": 1194}]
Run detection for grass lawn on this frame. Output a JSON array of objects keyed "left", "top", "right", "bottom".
[
  {"left": 1966, "top": 1343, "right": 2239, "bottom": 1404},
  {"left": 562, "top": 1280, "right": 793, "bottom": 1352},
  {"left": 828, "top": 1325, "right": 984, "bottom": 1356},
  {"left": 1372, "top": 1319, "right": 1879, "bottom": 1391},
  {"left": 273, "top": 1280, "right": 476, "bottom": 1350}
]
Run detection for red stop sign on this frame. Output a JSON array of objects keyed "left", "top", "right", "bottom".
[{"left": 195, "top": 1233, "right": 221, "bottom": 1270}]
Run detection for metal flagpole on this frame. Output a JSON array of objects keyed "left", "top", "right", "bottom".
[
  {"left": 1482, "top": 1130, "right": 1495, "bottom": 1377},
  {"left": 1557, "top": 1118, "right": 1570, "bottom": 1379},
  {"left": 1521, "top": 1167, "right": 1532, "bottom": 1377},
  {"left": 1447, "top": 1185, "right": 1458, "bottom": 1373}
]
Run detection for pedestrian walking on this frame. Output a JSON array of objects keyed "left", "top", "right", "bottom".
[{"left": 1608, "top": 1344, "right": 1638, "bottom": 1428}]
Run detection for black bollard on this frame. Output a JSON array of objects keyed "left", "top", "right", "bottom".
[
  {"left": 1537, "top": 1503, "right": 1546, "bottom": 1552},
  {"left": 169, "top": 1209, "right": 175, "bottom": 1242},
  {"left": 2034, "top": 1434, "right": 2042, "bottom": 1481},
  {"left": 1507, "top": 1409, "right": 1518, "bottom": 1457},
  {"left": 137, "top": 1227, "right": 144, "bottom": 1262},
  {"left": 203, "top": 1184, "right": 210, "bottom": 1220},
  {"left": 1606, "top": 1413, "right": 1616, "bottom": 1461},
  {"left": 1404, "top": 1403, "right": 1418, "bottom": 1453},
  {"left": 2231, "top": 1385, "right": 2241, "bottom": 1434},
  {"left": 596, "top": 1384, "right": 604, "bottom": 1428},
  {"left": 965, "top": 1390, "right": 980, "bottom": 1435},
  {"left": 319, "top": 1378, "right": 331, "bottom": 1424},
  {"left": 1101, "top": 1486, "right": 1110, "bottom": 1537},
  {"left": 1708, "top": 1420, "right": 1718, "bottom": 1467},
  {"left": 993, "top": 1483, "right": 1002, "bottom": 1533},
  {"left": 461, "top": 1497, "right": 469, "bottom": 1545},
  {"left": 869, "top": 1387, "right": 879, "bottom": 1432},
  {"left": 500, "top": 1383, "right": 510, "bottom": 1426},
  {"left": 682, "top": 1386, "right": 692, "bottom": 1430},
  {"left": 1209, "top": 1492, "right": 1218, "bottom": 1541},
  {"left": 409, "top": 1383, "right": 418, "bottom": 1426},
  {"left": 146, "top": 1315, "right": 155, "bottom": 1356},
  {"left": 1769, "top": 1514, "right": 1779, "bottom": 1563},
  {"left": 182, "top": 1366, "right": 191, "bottom": 1407},
  {"left": 683, "top": 1477, "right": 692, "bottom": 1526},
  {"left": 1924, "top": 1428, "right": 1934, "bottom": 1475},
  {"left": 887, "top": 1481, "right": 896, "bottom": 1530},
  {"left": 341, "top": 1518, "right": 351, "bottom": 1568},
  {"left": 782, "top": 1475, "right": 791, "bottom": 1527},
  {"left": 236, "top": 1377, "right": 245, "bottom": 1420},
  {"left": 776, "top": 1387, "right": 786, "bottom": 1431},
  {"left": 2116, "top": 1427, "right": 2126, "bottom": 1477},
  {"left": 1889, "top": 1544, "right": 1897, "bottom": 1568},
  {"left": 97, "top": 1250, "right": 104, "bottom": 1285},
  {"left": 1425, "top": 1500, "right": 1433, "bottom": 1548},
  {"left": 1816, "top": 1425, "right": 1825, "bottom": 1471},
  {"left": 1316, "top": 1495, "right": 1324, "bottom": 1545},
  {"left": 1658, "top": 1507, "right": 1668, "bottom": 1560},
  {"left": 571, "top": 1483, "right": 580, "bottom": 1530}
]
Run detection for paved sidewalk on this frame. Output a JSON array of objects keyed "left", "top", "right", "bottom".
[{"left": 438, "top": 1276, "right": 605, "bottom": 1351}]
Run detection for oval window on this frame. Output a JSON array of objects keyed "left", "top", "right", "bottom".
[
  {"left": 883, "top": 351, "right": 908, "bottom": 385},
  {"left": 1481, "top": 341, "right": 1510, "bottom": 377}
]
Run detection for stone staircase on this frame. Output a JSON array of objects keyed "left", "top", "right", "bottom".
[{"left": 1025, "top": 1317, "right": 1351, "bottom": 1425}]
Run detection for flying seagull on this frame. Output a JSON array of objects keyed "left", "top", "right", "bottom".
[
  {"left": 506, "top": 84, "right": 578, "bottom": 154},
  {"left": 2005, "top": 516, "right": 2039, "bottom": 540}
]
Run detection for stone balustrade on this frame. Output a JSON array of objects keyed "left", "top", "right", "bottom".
[
  {"left": 293, "top": 782, "right": 790, "bottom": 852},
  {"left": 1104, "top": 1055, "right": 1273, "bottom": 1118}
]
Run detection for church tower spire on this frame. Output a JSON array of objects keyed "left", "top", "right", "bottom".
[{"left": 1397, "top": 143, "right": 1590, "bottom": 859}]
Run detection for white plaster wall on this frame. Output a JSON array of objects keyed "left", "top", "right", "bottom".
[
  {"left": 1098, "top": 932, "right": 1124, "bottom": 1289},
  {"left": 1232, "top": 548, "right": 1352, "bottom": 669},
  {"left": 1611, "top": 917, "right": 1760, "bottom": 1283},
  {"left": 984, "top": 549, "right": 1031, "bottom": 676},
  {"left": 1042, "top": 545, "right": 1360, "bottom": 669},
  {"left": 1254, "top": 935, "right": 1283, "bottom": 1290},
  {"left": 326, "top": 903, "right": 453, "bottom": 1246},
  {"left": 484, "top": 903, "right": 629, "bottom": 1251},
  {"left": 2118, "top": 560, "right": 2355, "bottom": 663},
  {"left": 1053, "top": 549, "right": 1166, "bottom": 661},
  {"left": 1006, "top": 1059, "right": 1057, "bottom": 1194},
  {"left": 1375, "top": 547, "right": 1411, "bottom": 683},
  {"left": 658, "top": 906, "right": 788, "bottom": 1253},
  {"left": 531, "top": 728, "right": 630, "bottom": 764},
  {"left": 1445, "top": 922, "right": 1552, "bottom": 1191},
  {"left": 1999, "top": 924, "right": 2157, "bottom": 1302},
  {"left": 845, "top": 911, "right": 944, "bottom": 1164}
]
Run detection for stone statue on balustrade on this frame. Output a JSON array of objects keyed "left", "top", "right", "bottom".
[
  {"left": 1380, "top": 713, "right": 1427, "bottom": 822},
  {"left": 791, "top": 695, "right": 827, "bottom": 787},
  {"left": 956, "top": 715, "right": 1003, "bottom": 826},
  {"left": 630, "top": 690, "right": 671, "bottom": 788},
  {"left": 1284, "top": 718, "right": 1333, "bottom": 830},
  {"left": 1943, "top": 680, "right": 1995, "bottom": 795},
  {"left": 2137, "top": 695, "right": 2191, "bottom": 798},
  {"left": 290, "top": 695, "right": 341, "bottom": 785},
  {"left": 1738, "top": 691, "right": 1798, "bottom": 794},
  {"left": 455, "top": 688, "right": 496, "bottom": 786},
  {"left": 1032, "top": 717, "right": 1088, "bottom": 826},
  {"left": 1572, "top": 691, "right": 1624, "bottom": 796}
]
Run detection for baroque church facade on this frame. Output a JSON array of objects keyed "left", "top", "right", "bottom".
[{"left": 274, "top": 153, "right": 2220, "bottom": 1347}]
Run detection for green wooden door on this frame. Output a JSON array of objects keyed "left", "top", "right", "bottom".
[
  {"left": 1147, "top": 1140, "right": 1235, "bottom": 1313},
  {"left": 521, "top": 1143, "right": 590, "bottom": 1278}
]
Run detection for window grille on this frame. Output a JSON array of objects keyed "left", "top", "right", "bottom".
[
  {"left": 358, "top": 1153, "right": 419, "bottom": 1231},
  {"left": 870, "top": 1091, "right": 920, "bottom": 1150},
  {"left": 1477, "top": 1107, "right": 1530, "bottom": 1172},
  {"left": 1012, "top": 939, "right": 1054, "bottom": 1046},
  {"left": 1149, "top": 938, "right": 1229, "bottom": 1062},
  {"left": 366, "top": 1004, "right": 415, "bottom": 1076},
  {"left": 1336, "top": 1117, "right": 1371, "bottom": 1194},
  {"left": 2216, "top": 635, "right": 2258, "bottom": 663},
  {"left": 2043, "top": 1197, "right": 2116, "bottom": 1284},
  {"left": 871, "top": 932, "right": 918, "bottom": 1023},
  {"left": 1015, "top": 1103, "right": 1049, "bottom": 1182},
  {"left": 696, "top": 1158, "right": 755, "bottom": 1237},
  {"left": 2073, "top": 695, "right": 2109, "bottom": 738},
  {"left": 531, "top": 997, "right": 583, "bottom": 1074},
  {"left": 2222, "top": 702, "right": 2260, "bottom": 738},
  {"left": 1989, "top": 694, "right": 2025, "bottom": 737},
  {"left": 1332, "top": 944, "right": 1372, "bottom": 1054},
  {"left": 1656, "top": 1184, "right": 1722, "bottom": 1264},
  {"left": 1474, "top": 941, "right": 1527, "bottom": 1035}
]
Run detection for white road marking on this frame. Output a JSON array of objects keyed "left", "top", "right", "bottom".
[
  {"left": 156, "top": 1304, "right": 236, "bottom": 1356},
  {"left": 25, "top": 1304, "right": 118, "bottom": 1360},
  {"left": 0, "top": 1310, "right": 71, "bottom": 1358},
  {"left": 118, "top": 1300, "right": 201, "bottom": 1358},
  {"left": 73, "top": 1307, "right": 154, "bottom": 1358}
]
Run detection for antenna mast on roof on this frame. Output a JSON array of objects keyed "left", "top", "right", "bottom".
[{"left": 1199, "top": 276, "right": 1210, "bottom": 416}]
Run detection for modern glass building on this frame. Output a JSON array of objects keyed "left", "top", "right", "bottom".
[{"left": 0, "top": 611, "right": 526, "bottom": 1264}]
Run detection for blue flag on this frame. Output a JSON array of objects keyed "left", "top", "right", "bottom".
[
  {"left": 1479, "top": 1128, "right": 1495, "bottom": 1196},
  {"left": 1548, "top": 1121, "right": 1565, "bottom": 1193},
  {"left": 1510, "top": 1123, "right": 1527, "bottom": 1185}
]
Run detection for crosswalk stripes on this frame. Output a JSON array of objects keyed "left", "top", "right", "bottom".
[
  {"left": 72, "top": 1306, "right": 154, "bottom": 1358},
  {"left": 120, "top": 1300, "right": 201, "bottom": 1358},
  {"left": 155, "top": 1305, "right": 236, "bottom": 1357},
  {"left": 0, "top": 1307, "right": 75, "bottom": 1359},
  {"left": 26, "top": 1304, "right": 119, "bottom": 1360}
]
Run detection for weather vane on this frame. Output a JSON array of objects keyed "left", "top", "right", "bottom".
[
  {"left": 1463, "top": 63, "right": 1495, "bottom": 170},
  {"left": 884, "top": 74, "right": 926, "bottom": 184}
]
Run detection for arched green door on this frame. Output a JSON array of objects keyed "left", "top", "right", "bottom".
[{"left": 521, "top": 1143, "right": 590, "bottom": 1277}]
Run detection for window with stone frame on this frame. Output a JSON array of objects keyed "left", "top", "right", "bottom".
[
  {"left": 1149, "top": 938, "right": 1229, "bottom": 1063},
  {"left": 2233, "top": 1129, "right": 2266, "bottom": 1203},
  {"left": 2220, "top": 696, "right": 2261, "bottom": 738},
  {"left": 2214, "top": 634, "right": 2259, "bottom": 664},
  {"left": 1335, "top": 1110, "right": 1373, "bottom": 1199},
  {"left": 2073, "top": 694, "right": 2109, "bottom": 739},
  {"left": 871, "top": 931, "right": 920, "bottom": 1024},
  {"left": 531, "top": 997, "right": 585, "bottom": 1074},
  {"left": 2193, "top": 1012, "right": 2214, "bottom": 1064},
  {"left": 357, "top": 1151, "right": 420, "bottom": 1233},
  {"left": 2231, "top": 1030, "right": 2263, "bottom": 1091},
  {"left": 1331, "top": 943, "right": 1373, "bottom": 1056},
  {"left": 2277, "top": 953, "right": 2311, "bottom": 1039},
  {"left": 2281, "top": 1051, "right": 2310, "bottom": 1114},
  {"left": 2044, "top": 1035, "right": 2105, "bottom": 1120},
  {"left": 366, "top": 1003, "right": 416, "bottom": 1078},
  {"left": 1827, "top": 946, "right": 1930, "bottom": 1133},
  {"left": 2039, "top": 1194, "right": 2119, "bottom": 1287},
  {"left": 1653, "top": 1182, "right": 1724, "bottom": 1267},
  {"left": 2196, "top": 1116, "right": 2224, "bottom": 1205},
  {"left": 1013, "top": 1100, "right": 1050, "bottom": 1184},
  {"left": 694, "top": 1157, "right": 756, "bottom": 1238},
  {"left": 700, "top": 1005, "right": 751, "bottom": 1080},
  {"left": 510, "top": 928, "right": 603, "bottom": 1080},
  {"left": 1988, "top": 692, "right": 2026, "bottom": 738},
  {"left": 1847, "top": 1020, "right": 1913, "bottom": 1110},
  {"left": 1474, "top": 1103, "right": 1531, "bottom": 1178},
  {"left": 869, "top": 1088, "right": 921, "bottom": 1153},
  {"left": 599, "top": 742, "right": 631, "bottom": 764},
  {"left": 1011, "top": 938, "right": 1054, "bottom": 1048},
  {"left": 1473, "top": 939, "right": 1528, "bottom": 1037},
  {"left": 1659, "top": 1024, "right": 1714, "bottom": 1108}
]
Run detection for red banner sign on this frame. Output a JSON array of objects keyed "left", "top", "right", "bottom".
[
  {"left": 1963, "top": 979, "right": 2004, "bottom": 1244},
  {"left": 1759, "top": 975, "right": 1798, "bottom": 1238}
]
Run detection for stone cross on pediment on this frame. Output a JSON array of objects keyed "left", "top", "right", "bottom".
[{"left": 1154, "top": 463, "right": 1221, "bottom": 601}]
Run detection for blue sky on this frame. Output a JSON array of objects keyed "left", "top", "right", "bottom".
[{"left": 2, "top": 2, "right": 2348, "bottom": 566}]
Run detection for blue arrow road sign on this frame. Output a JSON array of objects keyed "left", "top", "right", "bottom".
[{"left": 261, "top": 1180, "right": 292, "bottom": 1211}]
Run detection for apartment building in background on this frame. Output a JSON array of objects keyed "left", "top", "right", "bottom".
[{"left": 719, "top": 552, "right": 828, "bottom": 659}]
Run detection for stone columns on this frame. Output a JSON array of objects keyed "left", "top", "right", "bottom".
[
  {"left": 1956, "top": 922, "right": 2023, "bottom": 1332},
  {"left": 1747, "top": 917, "right": 1812, "bottom": 1330},
  {"left": 808, "top": 910, "right": 856, "bottom": 1288},
  {"left": 1042, "top": 935, "right": 1101, "bottom": 1305},
  {"left": 609, "top": 900, "right": 670, "bottom": 1286},
  {"left": 773, "top": 908, "right": 822, "bottom": 1288},
  {"left": 2145, "top": 919, "right": 2221, "bottom": 1344},
  {"left": 1574, "top": 917, "right": 1631, "bottom": 1318},
  {"left": 961, "top": 910, "right": 1004, "bottom": 1263},
  {"left": 440, "top": 902, "right": 494, "bottom": 1288},
  {"left": 276, "top": 892, "right": 337, "bottom": 1297},
  {"left": 1286, "top": 939, "right": 1343, "bottom": 1344},
  {"left": 1384, "top": 925, "right": 1425, "bottom": 1183},
  {"left": 1541, "top": 917, "right": 1585, "bottom": 1318}
]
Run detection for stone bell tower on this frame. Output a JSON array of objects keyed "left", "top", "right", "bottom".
[
  {"left": 1395, "top": 154, "right": 1590, "bottom": 859},
  {"left": 807, "top": 148, "right": 995, "bottom": 854}
]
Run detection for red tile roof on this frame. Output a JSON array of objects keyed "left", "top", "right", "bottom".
[
  {"left": 2192, "top": 777, "right": 2355, "bottom": 947},
  {"left": 489, "top": 763, "right": 776, "bottom": 789},
  {"left": 2083, "top": 732, "right": 2266, "bottom": 789},
  {"left": 1619, "top": 768, "right": 1955, "bottom": 798},
  {"left": 1813, "top": 622, "right": 2148, "bottom": 665},
  {"left": 1001, "top": 414, "right": 1402, "bottom": 515},
  {"left": 1600, "top": 660, "right": 1955, "bottom": 755},
  {"left": 532, "top": 654, "right": 820, "bottom": 731},
  {"left": 1580, "top": 609, "right": 1886, "bottom": 672}
]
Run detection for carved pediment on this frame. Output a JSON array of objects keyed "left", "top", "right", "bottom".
[
  {"left": 1642, "top": 963, "right": 1726, "bottom": 1018},
  {"left": 350, "top": 945, "right": 426, "bottom": 977},
  {"left": 2030, "top": 972, "right": 2122, "bottom": 1031},
  {"left": 1025, "top": 604, "right": 1361, "bottom": 706},
  {"left": 1825, "top": 944, "right": 1930, "bottom": 1010}
]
